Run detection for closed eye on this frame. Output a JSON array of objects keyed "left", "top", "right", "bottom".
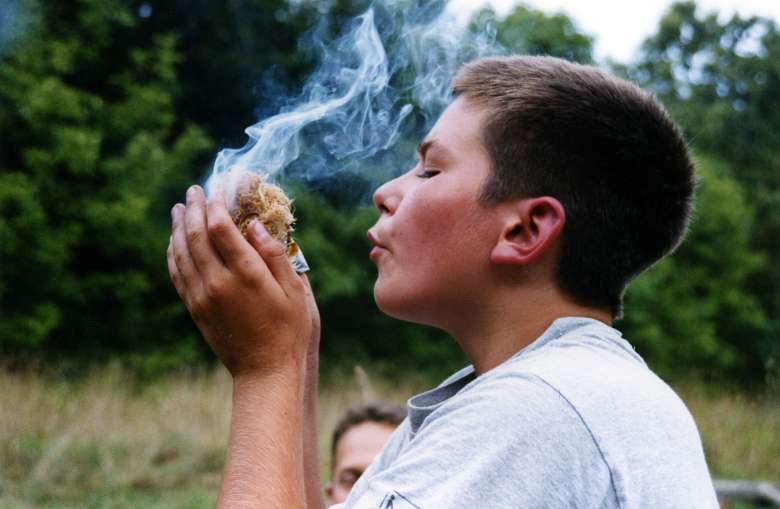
[{"left": 416, "top": 168, "right": 440, "bottom": 178}]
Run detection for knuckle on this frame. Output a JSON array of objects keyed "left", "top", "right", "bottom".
[
  {"left": 235, "top": 257, "right": 258, "bottom": 279},
  {"left": 174, "top": 251, "right": 188, "bottom": 269},
  {"left": 204, "top": 277, "right": 225, "bottom": 299},
  {"left": 207, "top": 217, "right": 230, "bottom": 238},
  {"left": 264, "top": 239, "right": 286, "bottom": 257},
  {"left": 289, "top": 275, "right": 304, "bottom": 292},
  {"left": 185, "top": 228, "right": 202, "bottom": 244},
  {"left": 188, "top": 294, "right": 206, "bottom": 319}
]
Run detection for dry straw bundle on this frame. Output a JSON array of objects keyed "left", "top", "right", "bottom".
[{"left": 224, "top": 171, "right": 308, "bottom": 272}]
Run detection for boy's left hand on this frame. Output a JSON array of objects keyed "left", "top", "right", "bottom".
[{"left": 167, "top": 185, "right": 315, "bottom": 379}]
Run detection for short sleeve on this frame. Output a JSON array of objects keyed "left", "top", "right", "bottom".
[{"left": 342, "top": 373, "right": 617, "bottom": 509}]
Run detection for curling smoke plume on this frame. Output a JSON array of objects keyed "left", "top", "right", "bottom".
[{"left": 205, "top": 0, "right": 502, "bottom": 206}]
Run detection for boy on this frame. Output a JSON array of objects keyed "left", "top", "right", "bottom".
[
  {"left": 326, "top": 402, "right": 407, "bottom": 504},
  {"left": 167, "top": 56, "right": 718, "bottom": 508}
]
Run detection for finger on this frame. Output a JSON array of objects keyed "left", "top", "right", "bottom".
[
  {"left": 299, "top": 273, "right": 314, "bottom": 308},
  {"left": 184, "top": 185, "right": 226, "bottom": 275},
  {"left": 300, "top": 274, "right": 316, "bottom": 307},
  {"left": 246, "top": 220, "right": 301, "bottom": 295},
  {"left": 205, "top": 191, "right": 261, "bottom": 273},
  {"left": 300, "top": 273, "right": 313, "bottom": 295},
  {"left": 171, "top": 203, "right": 201, "bottom": 294},
  {"left": 166, "top": 236, "right": 187, "bottom": 300},
  {"left": 300, "top": 274, "right": 320, "bottom": 332}
]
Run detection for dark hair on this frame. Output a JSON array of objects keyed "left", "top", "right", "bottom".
[
  {"left": 452, "top": 56, "right": 695, "bottom": 318},
  {"left": 330, "top": 401, "right": 406, "bottom": 469}
]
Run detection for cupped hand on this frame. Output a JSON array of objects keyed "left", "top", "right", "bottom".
[{"left": 166, "top": 185, "right": 316, "bottom": 379}]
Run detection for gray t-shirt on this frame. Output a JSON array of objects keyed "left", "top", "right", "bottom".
[{"left": 335, "top": 317, "right": 718, "bottom": 509}]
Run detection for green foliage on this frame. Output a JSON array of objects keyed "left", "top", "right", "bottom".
[
  {"left": 0, "top": 0, "right": 212, "bottom": 362},
  {"left": 0, "top": 0, "right": 776, "bottom": 388},
  {"left": 467, "top": 3, "right": 592, "bottom": 63},
  {"left": 131, "top": 0, "right": 319, "bottom": 146},
  {"left": 631, "top": 1, "right": 780, "bottom": 181},
  {"left": 621, "top": 1, "right": 780, "bottom": 371},
  {"left": 489, "top": 4, "right": 594, "bottom": 63}
]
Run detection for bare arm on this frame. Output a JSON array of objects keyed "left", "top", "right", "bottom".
[
  {"left": 167, "top": 185, "right": 317, "bottom": 508},
  {"left": 221, "top": 371, "right": 306, "bottom": 508},
  {"left": 301, "top": 275, "right": 326, "bottom": 509},
  {"left": 302, "top": 326, "right": 326, "bottom": 509}
]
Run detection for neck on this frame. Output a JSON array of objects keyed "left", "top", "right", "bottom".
[{"left": 447, "top": 283, "right": 612, "bottom": 375}]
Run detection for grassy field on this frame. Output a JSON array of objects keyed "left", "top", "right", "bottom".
[{"left": 0, "top": 364, "right": 777, "bottom": 508}]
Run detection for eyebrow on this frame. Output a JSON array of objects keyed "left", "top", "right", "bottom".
[{"left": 417, "top": 139, "right": 450, "bottom": 161}]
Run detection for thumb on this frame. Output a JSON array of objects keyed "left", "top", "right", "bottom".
[{"left": 247, "top": 220, "right": 298, "bottom": 289}]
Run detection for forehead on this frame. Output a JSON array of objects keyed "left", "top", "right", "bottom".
[
  {"left": 334, "top": 421, "right": 395, "bottom": 468},
  {"left": 422, "top": 97, "right": 487, "bottom": 158}
]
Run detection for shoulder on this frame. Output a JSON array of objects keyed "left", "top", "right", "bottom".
[
  {"left": 416, "top": 371, "right": 612, "bottom": 484},
  {"left": 498, "top": 331, "right": 718, "bottom": 506},
  {"left": 500, "top": 330, "right": 703, "bottom": 456},
  {"left": 506, "top": 326, "right": 693, "bottom": 428},
  {"left": 346, "top": 373, "right": 617, "bottom": 508},
  {"left": 431, "top": 368, "right": 590, "bottom": 432}
]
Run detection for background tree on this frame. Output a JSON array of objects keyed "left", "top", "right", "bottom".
[
  {"left": 0, "top": 0, "right": 212, "bottom": 369},
  {"left": 620, "top": 156, "right": 769, "bottom": 385},
  {"left": 617, "top": 1, "right": 778, "bottom": 385},
  {"left": 0, "top": 0, "right": 775, "bottom": 387},
  {"left": 125, "top": 0, "right": 319, "bottom": 148},
  {"left": 468, "top": 3, "right": 593, "bottom": 62}
]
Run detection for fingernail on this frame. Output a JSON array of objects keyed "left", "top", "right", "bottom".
[
  {"left": 252, "top": 221, "right": 270, "bottom": 240},
  {"left": 186, "top": 185, "right": 200, "bottom": 202}
]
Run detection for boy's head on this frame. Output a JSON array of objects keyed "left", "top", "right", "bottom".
[
  {"left": 370, "top": 56, "right": 693, "bottom": 322},
  {"left": 452, "top": 56, "right": 695, "bottom": 318},
  {"left": 325, "top": 402, "right": 406, "bottom": 504}
]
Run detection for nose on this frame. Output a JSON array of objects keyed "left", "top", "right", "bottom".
[{"left": 373, "top": 173, "right": 404, "bottom": 215}]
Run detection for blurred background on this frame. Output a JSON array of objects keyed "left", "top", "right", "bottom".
[{"left": 0, "top": 0, "right": 777, "bottom": 507}]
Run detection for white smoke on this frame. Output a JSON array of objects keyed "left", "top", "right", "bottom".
[
  {"left": 0, "top": 0, "right": 26, "bottom": 55},
  {"left": 205, "top": 0, "right": 502, "bottom": 205}
]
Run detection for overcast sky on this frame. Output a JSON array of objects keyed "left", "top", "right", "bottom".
[{"left": 446, "top": 0, "right": 780, "bottom": 63}]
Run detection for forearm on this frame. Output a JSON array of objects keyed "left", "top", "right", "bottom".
[
  {"left": 303, "top": 345, "right": 326, "bottom": 509},
  {"left": 219, "top": 367, "right": 307, "bottom": 509},
  {"left": 168, "top": 188, "right": 320, "bottom": 507}
]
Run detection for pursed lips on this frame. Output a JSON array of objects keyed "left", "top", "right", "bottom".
[{"left": 367, "top": 229, "right": 389, "bottom": 261}]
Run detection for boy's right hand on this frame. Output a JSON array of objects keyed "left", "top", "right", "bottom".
[{"left": 166, "top": 185, "right": 317, "bottom": 380}]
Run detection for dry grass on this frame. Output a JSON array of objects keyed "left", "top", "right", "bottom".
[
  {"left": 0, "top": 364, "right": 421, "bottom": 508},
  {"left": 678, "top": 383, "right": 780, "bottom": 482},
  {"left": 0, "top": 363, "right": 232, "bottom": 507},
  {"left": 0, "top": 365, "right": 776, "bottom": 507}
]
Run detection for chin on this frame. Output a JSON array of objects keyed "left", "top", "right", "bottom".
[
  {"left": 373, "top": 281, "right": 440, "bottom": 327},
  {"left": 373, "top": 282, "right": 403, "bottom": 318}
]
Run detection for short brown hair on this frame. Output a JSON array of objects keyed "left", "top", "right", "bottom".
[
  {"left": 453, "top": 56, "right": 695, "bottom": 318},
  {"left": 330, "top": 401, "right": 406, "bottom": 470}
]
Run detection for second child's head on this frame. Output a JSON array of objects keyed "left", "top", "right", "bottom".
[
  {"left": 325, "top": 402, "right": 407, "bottom": 504},
  {"left": 369, "top": 56, "right": 693, "bottom": 326}
]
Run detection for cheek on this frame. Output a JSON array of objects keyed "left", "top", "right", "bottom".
[
  {"left": 392, "top": 194, "right": 453, "bottom": 253},
  {"left": 373, "top": 245, "right": 461, "bottom": 323},
  {"left": 373, "top": 190, "right": 490, "bottom": 321}
]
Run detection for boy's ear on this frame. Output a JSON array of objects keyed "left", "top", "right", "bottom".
[{"left": 490, "top": 197, "right": 566, "bottom": 266}]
